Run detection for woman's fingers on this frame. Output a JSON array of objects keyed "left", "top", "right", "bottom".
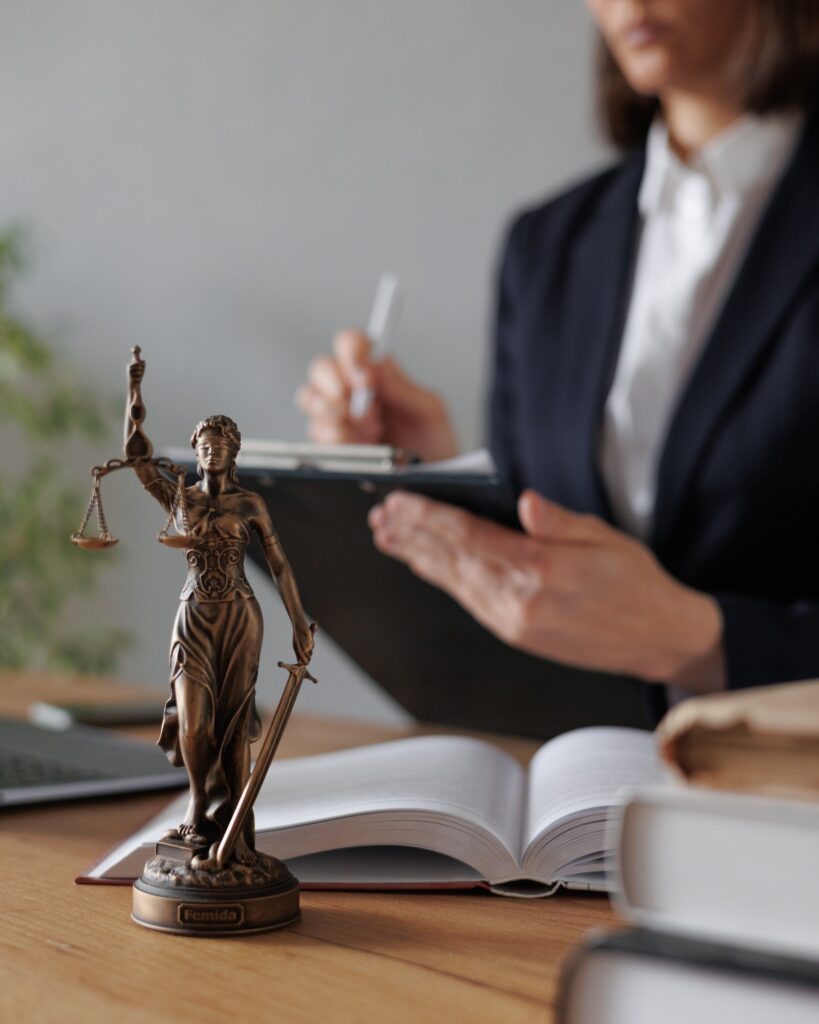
[
  {"left": 370, "top": 496, "right": 528, "bottom": 640},
  {"left": 296, "top": 382, "right": 348, "bottom": 420},
  {"left": 307, "top": 355, "right": 348, "bottom": 401},
  {"left": 377, "top": 491, "right": 545, "bottom": 568},
  {"left": 369, "top": 495, "right": 509, "bottom": 590},
  {"left": 518, "top": 489, "right": 612, "bottom": 544},
  {"left": 298, "top": 375, "right": 384, "bottom": 443},
  {"left": 371, "top": 498, "right": 459, "bottom": 575},
  {"left": 333, "top": 329, "right": 375, "bottom": 390},
  {"left": 297, "top": 327, "right": 458, "bottom": 459},
  {"left": 308, "top": 419, "right": 353, "bottom": 444},
  {"left": 299, "top": 332, "right": 385, "bottom": 443}
]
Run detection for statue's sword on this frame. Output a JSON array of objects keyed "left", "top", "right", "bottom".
[{"left": 214, "top": 626, "right": 318, "bottom": 869}]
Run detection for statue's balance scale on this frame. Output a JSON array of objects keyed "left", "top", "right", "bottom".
[{"left": 73, "top": 348, "right": 318, "bottom": 936}]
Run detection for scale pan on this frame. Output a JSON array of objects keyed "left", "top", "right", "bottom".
[
  {"left": 157, "top": 533, "right": 191, "bottom": 549},
  {"left": 72, "top": 534, "right": 119, "bottom": 549}
]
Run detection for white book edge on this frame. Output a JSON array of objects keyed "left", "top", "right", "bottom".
[{"left": 612, "top": 785, "right": 819, "bottom": 960}]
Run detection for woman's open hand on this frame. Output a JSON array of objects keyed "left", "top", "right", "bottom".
[
  {"left": 296, "top": 330, "right": 458, "bottom": 463},
  {"left": 368, "top": 489, "right": 725, "bottom": 691}
]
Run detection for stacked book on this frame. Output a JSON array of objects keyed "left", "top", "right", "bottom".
[{"left": 557, "top": 680, "right": 819, "bottom": 1023}]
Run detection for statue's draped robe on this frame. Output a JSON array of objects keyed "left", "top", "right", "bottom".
[{"left": 146, "top": 477, "right": 263, "bottom": 839}]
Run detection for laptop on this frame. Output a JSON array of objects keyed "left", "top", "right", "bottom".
[{"left": 0, "top": 717, "right": 187, "bottom": 807}]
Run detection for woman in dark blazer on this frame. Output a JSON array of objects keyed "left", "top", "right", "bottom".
[{"left": 298, "top": 0, "right": 819, "bottom": 714}]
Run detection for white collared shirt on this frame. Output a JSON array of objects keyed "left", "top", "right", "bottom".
[{"left": 599, "top": 113, "right": 803, "bottom": 540}]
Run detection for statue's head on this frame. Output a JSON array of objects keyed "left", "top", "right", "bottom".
[{"left": 191, "top": 415, "right": 241, "bottom": 482}]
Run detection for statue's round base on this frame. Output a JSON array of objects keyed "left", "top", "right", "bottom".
[{"left": 132, "top": 851, "right": 300, "bottom": 936}]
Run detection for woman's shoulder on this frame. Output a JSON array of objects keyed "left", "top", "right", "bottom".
[{"left": 501, "top": 149, "right": 645, "bottom": 262}]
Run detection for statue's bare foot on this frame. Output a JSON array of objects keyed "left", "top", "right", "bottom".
[
  {"left": 161, "top": 824, "right": 208, "bottom": 845},
  {"left": 160, "top": 795, "right": 209, "bottom": 842},
  {"left": 232, "top": 839, "right": 258, "bottom": 866},
  {"left": 178, "top": 822, "right": 208, "bottom": 842},
  {"left": 181, "top": 793, "right": 205, "bottom": 830}
]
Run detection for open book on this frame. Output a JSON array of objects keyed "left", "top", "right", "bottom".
[{"left": 82, "top": 727, "right": 663, "bottom": 897}]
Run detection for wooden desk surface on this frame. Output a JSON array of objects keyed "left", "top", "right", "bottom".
[{"left": 0, "top": 673, "right": 620, "bottom": 1023}]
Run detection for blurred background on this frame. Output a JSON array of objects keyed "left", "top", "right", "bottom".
[{"left": 0, "top": 0, "right": 610, "bottom": 723}]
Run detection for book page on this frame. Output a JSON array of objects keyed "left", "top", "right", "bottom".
[
  {"left": 522, "top": 727, "right": 664, "bottom": 881},
  {"left": 87, "top": 735, "right": 525, "bottom": 881}
]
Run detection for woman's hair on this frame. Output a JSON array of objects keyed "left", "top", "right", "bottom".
[
  {"left": 191, "top": 414, "right": 241, "bottom": 483},
  {"left": 599, "top": 0, "right": 819, "bottom": 150}
]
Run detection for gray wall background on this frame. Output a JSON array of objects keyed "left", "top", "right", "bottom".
[{"left": 1, "top": 0, "right": 610, "bottom": 722}]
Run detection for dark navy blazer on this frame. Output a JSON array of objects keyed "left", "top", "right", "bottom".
[{"left": 489, "top": 109, "right": 819, "bottom": 696}]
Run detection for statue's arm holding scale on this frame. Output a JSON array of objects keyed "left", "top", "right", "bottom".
[{"left": 124, "top": 347, "right": 176, "bottom": 511}]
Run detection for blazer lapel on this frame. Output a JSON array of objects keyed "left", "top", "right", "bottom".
[
  {"left": 651, "top": 114, "right": 819, "bottom": 557},
  {"left": 554, "top": 152, "right": 644, "bottom": 516}
]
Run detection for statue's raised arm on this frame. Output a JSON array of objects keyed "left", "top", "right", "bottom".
[
  {"left": 124, "top": 346, "right": 153, "bottom": 461},
  {"left": 122, "top": 347, "right": 177, "bottom": 511}
]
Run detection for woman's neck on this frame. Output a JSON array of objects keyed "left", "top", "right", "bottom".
[{"left": 661, "top": 90, "right": 745, "bottom": 161}]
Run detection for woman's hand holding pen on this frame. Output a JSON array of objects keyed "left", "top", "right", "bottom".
[
  {"left": 296, "top": 330, "right": 459, "bottom": 462},
  {"left": 369, "top": 489, "right": 726, "bottom": 693}
]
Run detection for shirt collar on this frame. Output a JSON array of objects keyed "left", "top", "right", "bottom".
[{"left": 639, "top": 112, "right": 804, "bottom": 216}]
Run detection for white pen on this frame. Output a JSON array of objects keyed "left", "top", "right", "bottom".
[{"left": 349, "top": 271, "right": 402, "bottom": 420}]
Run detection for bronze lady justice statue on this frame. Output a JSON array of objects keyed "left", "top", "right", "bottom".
[
  {"left": 125, "top": 354, "right": 313, "bottom": 863},
  {"left": 76, "top": 348, "right": 316, "bottom": 934}
]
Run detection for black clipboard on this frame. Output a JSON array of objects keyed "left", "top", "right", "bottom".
[{"left": 227, "top": 455, "right": 649, "bottom": 740}]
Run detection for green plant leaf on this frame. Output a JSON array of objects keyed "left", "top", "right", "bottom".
[{"left": 0, "top": 222, "right": 131, "bottom": 674}]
